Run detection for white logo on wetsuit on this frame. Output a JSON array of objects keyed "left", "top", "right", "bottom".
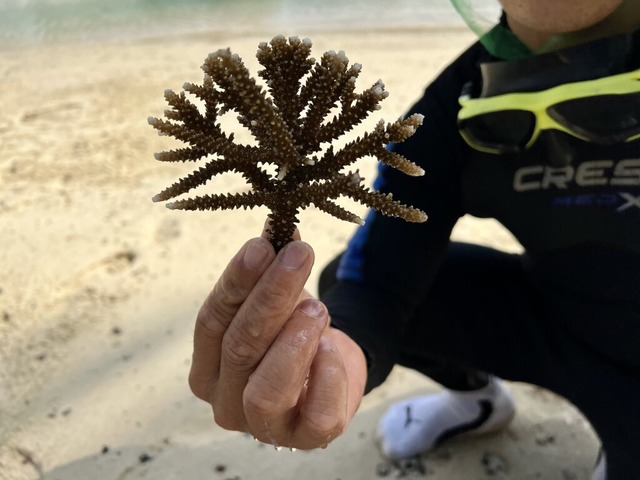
[
  {"left": 513, "top": 159, "right": 640, "bottom": 192},
  {"left": 618, "top": 193, "right": 640, "bottom": 211}
]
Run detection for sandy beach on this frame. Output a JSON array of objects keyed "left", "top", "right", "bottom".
[{"left": 0, "top": 24, "right": 600, "bottom": 480}]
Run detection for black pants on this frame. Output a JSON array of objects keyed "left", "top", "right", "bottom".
[{"left": 319, "top": 242, "right": 640, "bottom": 480}]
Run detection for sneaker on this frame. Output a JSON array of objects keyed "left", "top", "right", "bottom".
[{"left": 376, "top": 376, "right": 516, "bottom": 459}]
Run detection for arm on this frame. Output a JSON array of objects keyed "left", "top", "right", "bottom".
[{"left": 321, "top": 45, "right": 485, "bottom": 391}]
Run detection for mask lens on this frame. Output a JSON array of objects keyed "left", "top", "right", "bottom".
[
  {"left": 460, "top": 110, "right": 535, "bottom": 152},
  {"left": 549, "top": 93, "right": 640, "bottom": 143}
]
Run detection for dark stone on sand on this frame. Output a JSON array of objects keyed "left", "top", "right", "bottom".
[
  {"left": 535, "top": 434, "right": 556, "bottom": 446},
  {"left": 375, "top": 462, "right": 391, "bottom": 477},
  {"left": 482, "top": 452, "right": 509, "bottom": 475},
  {"left": 138, "top": 453, "right": 153, "bottom": 463}
]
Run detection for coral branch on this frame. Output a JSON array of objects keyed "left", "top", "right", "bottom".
[
  {"left": 167, "top": 191, "right": 272, "bottom": 212},
  {"left": 150, "top": 36, "right": 427, "bottom": 251},
  {"left": 341, "top": 184, "right": 428, "bottom": 223},
  {"left": 315, "top": 199, "right": 365, "bottom": 225},
  {"left": 315, "top": 78, "right": 387, "bottom": 146},
  {"left": 257, "top": 35, "right": 314, "bottom": 132}
]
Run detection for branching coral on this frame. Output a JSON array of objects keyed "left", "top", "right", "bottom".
[{"left": 149, "top": 35, "right": 427, "bottom": 251}]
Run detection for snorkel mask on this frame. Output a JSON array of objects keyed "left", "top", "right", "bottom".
[
  {"left": 453, "top": 1, "right": 640, "bottom": 165},
  {"left": 458, "top": 33, "right": 640, "bottom": 157}
]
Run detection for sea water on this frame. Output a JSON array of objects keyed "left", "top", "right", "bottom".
[{"left": 0, "top": 0, "right": 468, "bottom": 45}]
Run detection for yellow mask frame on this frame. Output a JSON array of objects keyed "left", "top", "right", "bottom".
[{"left": 458, "top": 67, "right": 640, "bottom": 154}]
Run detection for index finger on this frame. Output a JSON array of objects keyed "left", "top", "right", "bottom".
[{"left": 189, "top": 236, "right": 275, "bottom": 402}]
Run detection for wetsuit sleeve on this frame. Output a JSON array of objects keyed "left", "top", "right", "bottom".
[{"left": 320, "top": 45, "right": 484, "bottom": 392}]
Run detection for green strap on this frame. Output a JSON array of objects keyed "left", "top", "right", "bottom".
[{"left": 480, "top": 25, "right": 534, "bottom": 60}]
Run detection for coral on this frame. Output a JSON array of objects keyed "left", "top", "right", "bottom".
[{"left": 149, "top": 35, "right": 427, "bottom": 251}]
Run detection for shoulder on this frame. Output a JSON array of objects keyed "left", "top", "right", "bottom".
[
  {"left": 428, "top": 41, "right": 489, "bottom": 99},
  {"left": 409, "top": 41, "right": 490, "bottom": 127}
]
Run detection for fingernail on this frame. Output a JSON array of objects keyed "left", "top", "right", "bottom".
[
  {"left": 300, "top": 300, "right": 326, "bottom": 320},
  {"left": 280, "top": 242, "right": 309, "bottom": 270},
  {"left": 243, "top": 240, "right": 269, "bottom": 271}
]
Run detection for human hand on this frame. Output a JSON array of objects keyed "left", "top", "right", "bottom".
[{"left": 188, "top": 228, "right": 367, "bottom": 450}]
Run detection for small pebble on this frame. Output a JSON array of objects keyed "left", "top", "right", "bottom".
[
  {"left": 408, "top": 457, "right": 426, "bottom": 475},
  {"left": 375, "top": 462, "right": 391, "bottom": 477},
  {"left": 138, "top": 453, "right": 152, "bottom": 463},
  {"left": 482, "top": 452, "right": 509, "bottom": 475},
  {"left": 535, "top": 434, "right": 556, "bottom": 446}
]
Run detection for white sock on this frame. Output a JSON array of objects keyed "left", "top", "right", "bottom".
[
  {"left": 592, "top": 450, "right": 606, "bottom": 480},
  {"left": 376, "top": 376, "right": 516, "bottom": 460}
]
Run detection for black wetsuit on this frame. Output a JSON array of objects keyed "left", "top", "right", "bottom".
[{"left": 319, "top": 40, "right": 640, "bottom": 479}]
